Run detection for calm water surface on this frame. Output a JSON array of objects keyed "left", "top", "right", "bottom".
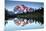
[{"left": 5, "top": 18, "right": 44, "bottom": 31}]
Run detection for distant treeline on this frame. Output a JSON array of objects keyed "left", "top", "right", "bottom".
[{"left": 5, "top": 9, "right": 16, "bottom": 20}]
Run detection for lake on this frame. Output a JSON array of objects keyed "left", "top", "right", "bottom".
[{"left": 5, "top": 18, "right": 44, "bottom": 31}]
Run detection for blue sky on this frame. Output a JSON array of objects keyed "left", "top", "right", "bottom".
[
  {"left": 5, "top": 1, "right": 44, "bottom": 11},
  {"left": 5, "top": 0, "right": 44, "bottom": 2}
]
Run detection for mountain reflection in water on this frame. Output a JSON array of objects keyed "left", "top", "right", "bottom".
[{"left": 14, "top": 18, "right": 33, "bottom": 26}]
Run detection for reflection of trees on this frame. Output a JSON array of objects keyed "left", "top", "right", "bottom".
[
  {"left": 32, "top": 17, "right": 43, "bottom": 24},
  {"left": 14, "top": 16, "right": 43, "bottom": 26}
]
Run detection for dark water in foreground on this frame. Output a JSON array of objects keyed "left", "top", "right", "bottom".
[{"left": 5, "top": 18, "right": 44, "bottom": 31}]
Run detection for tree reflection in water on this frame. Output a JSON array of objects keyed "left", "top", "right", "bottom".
[{"left": 14, "top": 17, "right": 43, "bottom": 26}]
